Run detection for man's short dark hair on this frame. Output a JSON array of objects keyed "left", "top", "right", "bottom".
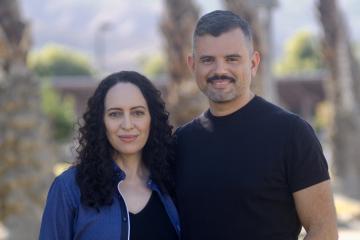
[{"left": 193, "top": 10, "right": 253, "bottom": 50}]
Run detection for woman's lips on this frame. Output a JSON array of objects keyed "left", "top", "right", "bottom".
[{"left": 118, "top": 135, "right": 138, "bottom": 143}]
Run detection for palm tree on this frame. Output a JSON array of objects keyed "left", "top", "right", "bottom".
[
  {"left": 0, "top": 0, "right": 55, "bottom": 238},
  {"left": 160, "top": 0, "right": 198, "bottom": 84},
  {"left": 223, "top": 0, "right": 278, "bottom": 102},
  {"left": 318, "top": 0, "right": 360, "bottom": 197},
  {"left": 160, "top": 0, "right": 208, "bottom": 126}
]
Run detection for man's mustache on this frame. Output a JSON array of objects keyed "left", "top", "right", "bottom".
[{"left": 207, "top": 75, "right": 236, "bottom": 83}]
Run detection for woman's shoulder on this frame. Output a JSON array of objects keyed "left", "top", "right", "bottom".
[
  {"left": 55, "top": 166, "right": 77, "bottom": 184},
  {"left": 51, "top": 166, "right": 80, "bottom": 199}
]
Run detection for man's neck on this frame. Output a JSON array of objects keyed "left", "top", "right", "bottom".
[{"left": 209, "top": 92, "right": 255, "bottom": 117}]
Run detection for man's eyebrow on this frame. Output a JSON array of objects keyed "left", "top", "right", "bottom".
[
  {"left": 199, "top": 55, "right": 214, "bottom": 60},
  {"left": 225, "top": 54, "right": 242, "bottom": 58}
]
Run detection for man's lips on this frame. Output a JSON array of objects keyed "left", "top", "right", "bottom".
[
  {"left": 207, "top": 74, "right": 236, "bottom": 83},
  {"left": 207, "top": 75, "right": 235, "bottom": 89},
  {"left": 118, "top": 135, "right": 138, "bottom": 143},
  {"left": 211, "top": 79, "right": 231, "bottom": 88}
]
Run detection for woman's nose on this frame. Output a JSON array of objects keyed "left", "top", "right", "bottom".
[{"left": 120, "top": 114, "right": 134, "bottom": 130}]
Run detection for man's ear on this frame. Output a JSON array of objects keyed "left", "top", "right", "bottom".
[
  {"left": 187, "top": 55, "right": 195, "bottom": 72},
  {"left": 250, "top": 51, "right": 261, "bottom": 78}
]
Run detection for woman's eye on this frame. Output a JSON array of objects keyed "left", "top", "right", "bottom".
[
  {"left": 109, "top": 112, "right": 122, "bottom": 118},
  {"left": 133, "top": 110, "right": 145, "bottom": 117}
]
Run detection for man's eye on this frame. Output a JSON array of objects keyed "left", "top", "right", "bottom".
[
  {"left": 227, "top": 57, "right": 239, "bottom": 62},
  {"left": 200, "top": 58, "right": 213, "bottom": 64}
]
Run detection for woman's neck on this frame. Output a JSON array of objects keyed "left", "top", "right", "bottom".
[{"left": 114, "top": 153, "right": 149, "bottom": 183}]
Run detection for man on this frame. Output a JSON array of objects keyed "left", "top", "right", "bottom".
[{"left": 175, "top": 10, "right": 338, "bottom": 240}]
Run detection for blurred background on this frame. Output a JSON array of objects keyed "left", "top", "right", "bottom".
[{"left": 0, "top": 0, "right": 359, "bottom": 239}]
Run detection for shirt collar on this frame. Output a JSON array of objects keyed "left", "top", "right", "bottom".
[{"left": 111, "top": 160, "right": 159, "bottom": 191}]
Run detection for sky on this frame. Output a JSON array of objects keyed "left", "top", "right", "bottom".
[{"left": 19, "top": 0, "right": 360, "bottom": 72}]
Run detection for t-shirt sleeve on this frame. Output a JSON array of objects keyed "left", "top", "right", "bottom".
[
  {"left": 287, "top": 116, "right": 330, "bottom": 193},
  {"left": 39, "top": 175, "right": 76, "bottom": 240}
]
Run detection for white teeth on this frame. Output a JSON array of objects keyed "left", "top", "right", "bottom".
[{"left": 212, "top": 80, "right": 230, "bottom": 87}]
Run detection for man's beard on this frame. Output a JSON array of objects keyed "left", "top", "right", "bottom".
[{"left": 205, "top": 74, "right": 238, "bottom": 103}]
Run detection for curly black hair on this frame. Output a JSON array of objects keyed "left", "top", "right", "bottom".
[{"left": 75, "top": 71, "right": 175, "bottom": 208}]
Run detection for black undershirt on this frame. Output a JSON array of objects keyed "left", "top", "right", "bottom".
[{"left": 129, "top": 192, "right": 178, "bottom": 240}]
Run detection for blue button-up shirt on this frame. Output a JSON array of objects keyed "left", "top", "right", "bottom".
[{"left": 39, "top": 166, "right": 180, "bottom": 240}]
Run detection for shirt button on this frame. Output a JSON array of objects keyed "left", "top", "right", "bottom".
[{"left": 122, "top": 216, "right": 127, "bottom": 222}]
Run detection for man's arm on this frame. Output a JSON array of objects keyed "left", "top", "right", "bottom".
[{"left": 293, "top": 180, "right": 338, "bottom": 240}]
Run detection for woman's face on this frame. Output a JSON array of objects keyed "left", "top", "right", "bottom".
[{"left": 104, "top": 82, "right": 151, "bottom": 159}]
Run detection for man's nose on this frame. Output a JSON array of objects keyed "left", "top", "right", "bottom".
[{"left": 213, "top": 60, "right": 227, "bottom": 75}]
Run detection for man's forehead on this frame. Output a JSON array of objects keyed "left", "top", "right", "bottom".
[
  {"left": 193, "top": 28, "right": 253, "bottom": 55},
  {"left": 195, "top": 27, "right": 246, "bottom": 40},
  {"left": 195, "top": 32, "right": 248, "bottom": 48}
]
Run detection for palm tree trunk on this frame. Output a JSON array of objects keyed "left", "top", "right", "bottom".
[
  {"left": 223, "top": 0, "right": 278, "bottom": 102},
  {"left": 318, "top": 0, "right": 360, "bottom": 198},
  {"left": 0, "top": 0, "right": 55, "bottom": 238},
  {"left": 160, "top": 0, "right": 207, "bottom": 125}
]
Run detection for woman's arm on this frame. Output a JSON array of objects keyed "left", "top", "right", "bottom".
[{"left": 39, "top": 176, "right": 76, "bottom": 240}]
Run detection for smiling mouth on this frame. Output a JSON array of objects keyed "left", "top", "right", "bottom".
[
  {"left": 207, "top": 75, "right": 235, "bottom": 83},
  {"left": 210, "top": 79, "right": 232, "bottom": 89},
  {"left": 118, "top": 135, "right": 138, "bottom": 143}
]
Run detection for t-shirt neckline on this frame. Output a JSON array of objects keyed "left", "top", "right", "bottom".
[{"left": 205, "top": 95, "right": 260, "bottom": 121}]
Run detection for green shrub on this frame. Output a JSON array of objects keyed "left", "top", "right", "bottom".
[
  {"left": 41, "top": 80, "right": 75, "bottom": 142},
  {"left": 29, "top": 44, "right": 94, "bottom": 77}
]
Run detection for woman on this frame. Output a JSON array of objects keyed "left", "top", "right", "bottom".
[{"left": 39, "top": 71, "right": 180, "bottom": 240}]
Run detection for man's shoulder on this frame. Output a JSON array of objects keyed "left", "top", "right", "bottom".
[
  {"left": 258, "top": 97, "right": 318, "bottom": 138},
  {"left": 174, "top": 113, "right": 205, "bottom": 136},
  {"left": 255, "top": 96, "right": 298, "bottom": 121},
  {"left": 251, "top": 97, "right": 316, "bottom": 138}
]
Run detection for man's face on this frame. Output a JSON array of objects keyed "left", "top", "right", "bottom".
[{"left": 188, "top": 28, "right": 260, "bottom": 104}]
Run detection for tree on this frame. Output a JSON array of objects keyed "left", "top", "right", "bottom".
[
  {"left": 160, "top": 0, "right": 207, "bottom": 126},
  {"left": 41, "top": 81, "right": 76, "bottom": 142},
  {"left": 0, "top": 0, "right": 56, "bottom": 238},
  {"left": 318, "top": 0, "right": 360, "bottom": 197},
  {"left": 28, "top": 44, "right": 82, "bottom": 142},
  {"left": 224, "top": 0, "right": 278, "bottom": 102},
  {"left": 355, "top": 42, "right": 360, "bottom": 61},
  {"left": 138, "top": 53, "right": 167, "bottom": 78},
  {"left": 28, "top": 44, "right": 94, "bottom": 77},
  {"left": 160, "top": 0, "right": 198, "bottom": 84},
  {"left": 275, "top": 31, "right": 323, "bottom": 76}
]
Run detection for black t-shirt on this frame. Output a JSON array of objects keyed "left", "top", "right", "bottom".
[
  {"left": 129, "top": 192, "right": 178, "bottom": 240},
  {"left": 175, "top": 96, "right": 329, "bottom": 240}
]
